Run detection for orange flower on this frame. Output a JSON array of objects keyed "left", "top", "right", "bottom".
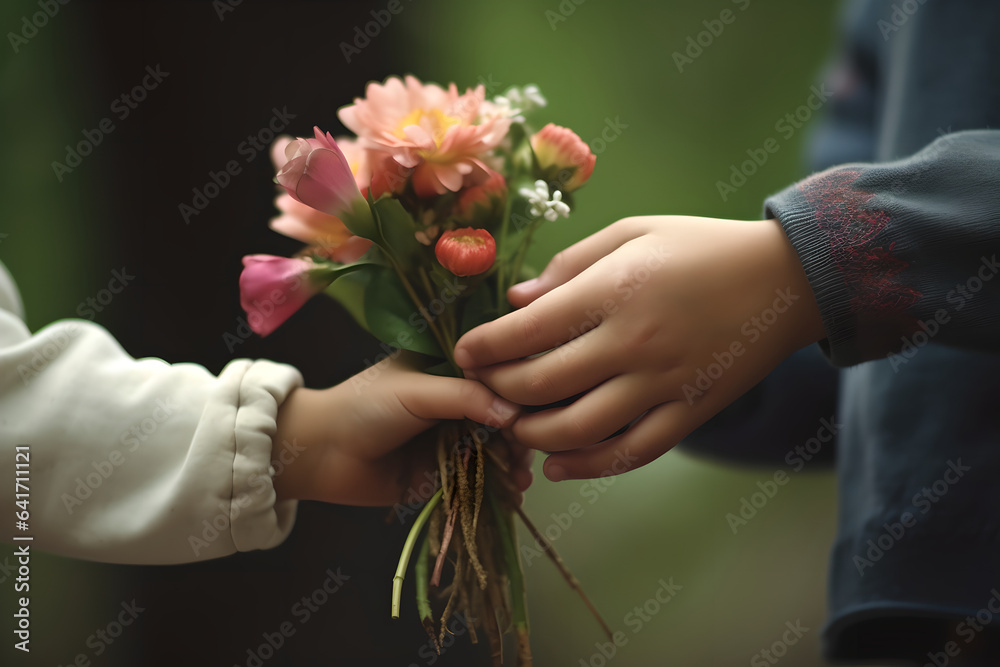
[
  {"left": 435, "top": 228, "right": 496, "bottom": 277},
  {"left": 455, "top": 168, "right": 507, "bottom": 225}
]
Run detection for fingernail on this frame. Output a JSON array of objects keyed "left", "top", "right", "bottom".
[
  {"left": 491, "top": 398, "right": 519, "bottom": 425},
  {"left": 546, "top": 464, "right": 567, "bottom": 482},
  {"left": 510, "top": 278, "right": 539, "bottom": 293},
  {"left": 463, "top": 368, "right": 479, "bottom": 381},
  {"left": 453, "top": 347, "right": 472, "bottom": 368}
]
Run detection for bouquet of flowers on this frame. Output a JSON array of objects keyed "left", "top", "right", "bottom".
[{"left": 238, "top": 75, "right": 607, "bottom": 665}]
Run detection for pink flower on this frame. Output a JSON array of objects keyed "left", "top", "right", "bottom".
[
  {"left": 530, "top": 123, "right": 596, "bottom": 191},
  {"left": 455, "top": 168, "right": 506, "bottom": 224},
  {"left": 368, "top": 151, "right": 412, "bottom": 200},
  {"left": 269, "top": 133, "right": 373, "bottom": 262},
  {"left": 239, "top": 255, "right": 329, "bottom": 336},
  {"left": 269, "top": 195, "right": 372, "bottom": 263},
  {"left": 275, "top": 127, "right": 374, "bottom": 229},
  {"left": 338, "top": 75, "right": 511, "bottom": 197}
]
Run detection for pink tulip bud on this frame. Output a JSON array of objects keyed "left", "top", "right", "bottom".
[
  {"left": 275, "top": 127, "right": 374, "bottom": 235},
  {"left": 239, "top": 255, "right": 328, "bottom": 336}
]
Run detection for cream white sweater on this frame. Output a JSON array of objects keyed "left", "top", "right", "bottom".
[{"left": 0, "top": 261, "right": 301, "bottom": 563}]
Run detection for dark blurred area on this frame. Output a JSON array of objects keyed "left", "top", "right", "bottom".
[{"left": 1, "top": 2, "right": 485, "bottom": 665}]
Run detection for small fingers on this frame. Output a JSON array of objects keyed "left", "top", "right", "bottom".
[
  {"left": 397, "top": 375, "right": 521, "bottom": 429},
  {"left": 540, "top": 399, "right": 704, "bottom": 481},
  {"left": 510, "top": 463, "right": 534, "bottom": 494},
  {"left": 457, "top": 220, "right": 653, "bottom": 369},
  {"left": 507, "top": 217, "right": 649, "bottom": 308},
  {"left": 471, "top": 325, "right": 619, "bottom": 405},
  {"left": 455, "top": 285, "right": 597, "bottom": 369},
  {"left": 513, "top": 374, "right": 663, "bottom": 450},
  {"left": 507, "top": 439, "right": 536, "bottom": 492}
]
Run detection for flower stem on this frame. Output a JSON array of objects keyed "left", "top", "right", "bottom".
[
  {"left": 368, "top": 205, "right": 452, "bottom": 361},
  {"left": 495, "top": 190, "right": 516, "bottom": 313},
  {"left": 508, "top": 219, "right": 541, "bottom": 293},
  {"left": 415, "top": 535, "right": 432, "bottom": 623},
  {"left": 395, "top": 264, "right": 456, "bottom": 367},
  {"left": 416, "top": 267, "right": 459, "bottom": 362},
  {"left": 489, "top": 491, "right": 528, "bottom": 631},
  {"left": 415, "top": 534, "right": 440, "bottom": 651},
  {"left": 392, "top": 488, "right": 443, "bottom": 619}
]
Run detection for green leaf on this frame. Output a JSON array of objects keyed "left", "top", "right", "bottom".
[
  {"left": 321, "top": 244, "right": 397, "bottom": 331},
  {"left": 422, "top": 360, "right": 461, "bottom": 378},
  {"left": 427, "top": 261, "right": 461, "bottom": 291},
  {"left": 506, "top": 121, "right": 529, "bottom": 158},
  {"left": 324, "top": 266, "right": 373, "bottom": 332},
  {"left": 371, "top": 197, "right": 426, "bottom": 271},
  {"left": 311, "top": 259, "right": 371, "bottom": 285},
  {"left": 363, "top": 265, "right": 444, "bottom": 357},
  {"left": 459, "top": 280, "right": 499, "bottom": 337},
  {"left": 339, "top": 196, "right": 380, "bottom": 241},
  {"left": 509, "top": 120, "right": 528, "bottom": 144}
]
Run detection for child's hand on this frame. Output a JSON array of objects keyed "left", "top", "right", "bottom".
[
  {"left": 271, "top": 354, "right": 528, "bottom": 506},
  {"left": 454, "top": 216, "right": 825, "bottom": 482}
]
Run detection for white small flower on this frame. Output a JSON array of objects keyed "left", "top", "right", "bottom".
[
  {"left": 489, "top": 85, "right": 547, "bottom": 123},
  {"left": 519, "top": 179, "right": 570, "bottom": 222},
  {"left": 522, "top": 85, "right": 547, "bottom": 109},
  {"left": 519, "top": 180, "right": 549, "bottom": 207},
  {"left": 489, "top": 95, "right": 516, "bottom": 121}
]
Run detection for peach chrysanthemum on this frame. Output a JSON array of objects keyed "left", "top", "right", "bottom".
[{"left": 338, "top": 75, "right": 511, "bottom": 197}]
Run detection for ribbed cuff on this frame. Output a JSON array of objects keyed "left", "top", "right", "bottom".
[
  {"left": 229, "top": 359, "right": 303, "bottom": 553},
  {"left": 765, "top": 180, "right": 859, "bottom": 367}
]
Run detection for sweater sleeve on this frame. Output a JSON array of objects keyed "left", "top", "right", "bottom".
[
  {"left": 679, "top": 345, "right": 839, "bottom": 467},
  {"left": 765, "top": 130, "right": 1000, "bottom": 367},
  {"left": 0, "top": 261, "right": 303, "bottom": 564}
]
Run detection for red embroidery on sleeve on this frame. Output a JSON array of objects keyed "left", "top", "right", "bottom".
[{"left": 798, "top": 169, "right": 921, "bottom": 314}]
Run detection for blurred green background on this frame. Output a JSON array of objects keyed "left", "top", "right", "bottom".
[{"left": 1, "top": 0, "right": 848, "bottom": 665}]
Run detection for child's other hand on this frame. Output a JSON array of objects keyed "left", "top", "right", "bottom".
[
  {"left": 272, "top": 354, "right": 528, "bottom": 506},
  {"left": 454, "top": 216, "right": 825, "bottom": 482}
]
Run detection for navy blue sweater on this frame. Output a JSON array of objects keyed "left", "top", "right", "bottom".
[{"left": 685, "top": 0, "right": 1000, "bottom": 663}]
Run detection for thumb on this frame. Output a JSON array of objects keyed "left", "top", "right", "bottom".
[{"left": 507, "top": 217, "right": 647, "bottom": 308}]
